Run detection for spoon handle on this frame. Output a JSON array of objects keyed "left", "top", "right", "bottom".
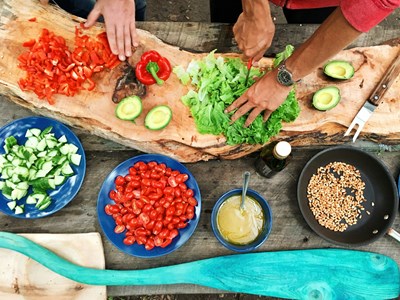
[{"left": 240, "top": 171, "right": 251, "bottom": 210}]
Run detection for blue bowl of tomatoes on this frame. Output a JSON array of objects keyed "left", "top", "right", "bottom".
[{"left": 97, "top": 154, "right": 201, "bottom": 258}]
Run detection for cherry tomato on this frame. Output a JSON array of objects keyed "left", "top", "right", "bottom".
[
  {"left": 177, "top": 222, "right": 187, "bottom": 229},
  {"left": 114, "top": 225, "right": 125, "bottom": 234},
  {"left": 169, "top": 229, "right": 179, "bottom": 239},
  {"left": 153, "top": 221, "right": 163, "bottom": 235},
  {"left": 167, "top": 176, "right": 178, "bottom": 187},
  {"left": 185, "top": 189, "right": 194, "bottom": 198},
  {"left": 136, "top": 236, "right": 147, "bottom": 245},
  {"left": 159, "top": 228, "right": 170, "bottom": 239},
  {"left": 105, "top": 161, "right": 198, "bottom": 251},
  {"left": 123, "top": 236, "right": 136, "bottom": 245},
  {"left": 145, "top": 238, "right": 155, "bottom": 250},
  {"left": 109, "top": 190, "right": 117, "bottom": 200},
  {"left": 187, "top": 197, "right": 198, "bottom": 206},
  {"left": 115, "top": 175, "right": 125, "bottom": 186},
  {"left": 160, "top": 238, "right": 172, "bottom": 248},
  {"left": 104, "top": 204, "right": 113, "bottom": 215},
  {"left": 154, "top": 236, "right": 164, "bottom": 247}
]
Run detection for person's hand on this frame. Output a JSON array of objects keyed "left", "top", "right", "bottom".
[
  {"left": 39, "top": 0, "right": 49, "bottom": 4},
  {"left": 233, "top": 2, "right": 275, "bottom": 63},
  {"left": 85, "top": 0, "right": 138, "bottom": 61},
  {"left": 225, "top": 69, "right": 291, "bottom": 127}
]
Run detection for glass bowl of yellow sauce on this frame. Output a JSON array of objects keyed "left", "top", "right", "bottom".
[{"left": 211, "top": 188, "right": 272, "bottom": 252}]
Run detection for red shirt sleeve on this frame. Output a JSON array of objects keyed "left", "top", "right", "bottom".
[{"left": 341, "top": 0, "right": 400, "bottom": 32}]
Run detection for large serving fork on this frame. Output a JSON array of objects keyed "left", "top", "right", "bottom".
[{"left": 344, "top": 51, "right": 400, "bottom": 142}]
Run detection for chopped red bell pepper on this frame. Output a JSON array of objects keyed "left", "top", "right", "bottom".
[
  {"left": 17, "top": 25, "right": 121, "bottom": 104},
  {"left": 135, "top": 50, "right": 171, "bottom": 85}
]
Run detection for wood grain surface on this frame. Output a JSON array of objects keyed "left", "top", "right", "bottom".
[
  {"left": 1, "top": 0, "right": 400, "bottom": 162},
  {"left": 0, "top": 0, "right": 399, "bottom": 298},
  {"left": 0, "top": 233, "right": 106, "bottom": 299}
]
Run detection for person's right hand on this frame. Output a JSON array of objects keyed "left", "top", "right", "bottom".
[
  {"left": 233, "top": 2, "right": 275, "bottom": 63},
  {"left": 85, "top": 0, "right": 139, "bottom": 61}
]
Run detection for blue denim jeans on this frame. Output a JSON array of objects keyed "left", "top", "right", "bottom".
[{"left": 52, "top": 0, "right": 147, "bottom": 21}]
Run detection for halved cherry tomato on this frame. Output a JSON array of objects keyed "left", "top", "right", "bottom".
[
  {"left": 105, "top": 161, "right": 198, "bottom": 251},
  {"left": 114, "top": 225, "right": 126, "bottom": 234}
]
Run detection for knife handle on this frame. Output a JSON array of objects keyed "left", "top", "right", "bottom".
[{"left": 369, "top": 51, "right": 400, "bottom": 106}]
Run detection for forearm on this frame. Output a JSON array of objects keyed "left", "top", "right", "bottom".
[
  {"left": 241, "top": 0, "right": 271, "bottom": 19},
  {"left": 285, "top": 8, "right": 362, "bottom": 81}
]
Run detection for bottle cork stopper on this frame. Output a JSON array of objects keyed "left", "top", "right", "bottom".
[{"left": 274, "top": 141, "right": 291, "bottom": 159}]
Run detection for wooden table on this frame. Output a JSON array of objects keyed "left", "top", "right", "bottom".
[{"left": 0, "top": 22, "right": 399, "bottom": 298}]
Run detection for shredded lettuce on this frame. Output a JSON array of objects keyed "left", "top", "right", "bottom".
[{"left": 173, "top": 47, "right": 300, "bottom": 145}]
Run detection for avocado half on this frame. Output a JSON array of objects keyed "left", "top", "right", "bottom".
[
  {"left": 323, "top": 60, "right": 354, "bottom": 80},
  {"left": 115, "top": 95, "right": 143, "bottom": 121},
  {"left": 312, "top": 86, "right": 341, "bottom": 111}
]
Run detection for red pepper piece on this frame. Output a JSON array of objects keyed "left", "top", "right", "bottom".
[
  {"left": 22, "top": 39, "right": 36, "bottom": 48},
  {"left": 135, "top": 50, "right": 172, "bottom": 85}
]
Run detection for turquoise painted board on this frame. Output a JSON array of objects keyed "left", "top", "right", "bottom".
[{"left": 0, "top": 232, "right": 398, "bottom": 299}]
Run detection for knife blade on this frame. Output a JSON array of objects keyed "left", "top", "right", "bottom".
[
  {"left": 344, "top": 51, "right": 400, "bottom": 142},
  {"left": 244, "top": 58, "right": 253, "bottom": 86}
]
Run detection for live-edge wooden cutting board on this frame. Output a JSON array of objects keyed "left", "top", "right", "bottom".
[
  {"left": 0, "top": 0, "right": 399, "bottom": 162},
  {"left": 0, "top": 233, "right": 106, "bottom": 300}
]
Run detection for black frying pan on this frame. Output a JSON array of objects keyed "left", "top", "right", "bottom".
[{"left": 297, "top": 146, "right": 399, "bottom": 246}]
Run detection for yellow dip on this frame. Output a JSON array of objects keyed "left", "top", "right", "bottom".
[{"left": 217, "top": 195, "right": 264, "bottom": 245}]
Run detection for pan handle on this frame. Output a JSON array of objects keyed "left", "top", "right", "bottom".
[{"left": 387, "top": 228, "right": 400, "bottom": 243}]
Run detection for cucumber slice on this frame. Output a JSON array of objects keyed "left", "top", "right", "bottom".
[
  {"left": 69, "top": 153, "right": 81, "bottom": 166},
  {"left": 35, "top": 195, "right": 51, "bottom": 209},
  {"left": 37, "top": 138, "right": 47, "bottom": 151},
  {"left": 29, "top": 128, "right": 41, "bottom": 137},
  {"left": 54, "top": 175, "right": 66, "bottom": 186},
  {"left": 37, "top": 199, "right": 51, "bottom": 210},
  {"left": 144, "top": 105, "right": 172, "bottom": 130},
  {"left": 7, "top": 200, "right": 17, "bottom": 210},
  {"left": 25, "top": 136, "right": 39, "bottom": 148},
  {"left": 0, "top": 125, "right": 82, "bottom": 215},
  {"left": 14, "top": 205, "right": 24, "bottom": 214},
  {"left": 61, "top": 163, "right": 74, "bottom": 176},
  {"left": 115, "top": 96, "right": 143, "bottom": 121},
  {"left": 26, "top": 195, "right": 37, "bottom": 204}
]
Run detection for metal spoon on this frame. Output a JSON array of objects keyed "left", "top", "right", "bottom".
[{"left": 240, "top": 171, "right": 251, "bottom": 211}]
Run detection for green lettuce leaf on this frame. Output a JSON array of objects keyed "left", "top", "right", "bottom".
[{"left": 173, "top": 47, "right": 300, "bottom": 145}]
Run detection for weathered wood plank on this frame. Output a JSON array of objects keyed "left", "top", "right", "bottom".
[
  {"left": 0, "top": 147, "right": 398, "bottom": 295},
  {"left": 137, "top": 22, "right": 400, "bottom": 54},
  {"left": 1, "top": 0, "right": 399, "bottom": 163}
]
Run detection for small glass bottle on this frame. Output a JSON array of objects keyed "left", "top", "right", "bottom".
[{"left": 254, "top": 141, "right": 292, "bottom": 178}]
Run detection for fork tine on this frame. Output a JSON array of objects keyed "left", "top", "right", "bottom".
[
  {"left": 344, "top": 118, "right": 359, "bottom": 137},
  {"left": 352, "top": 123, "right": 365, "bottom": 142}
]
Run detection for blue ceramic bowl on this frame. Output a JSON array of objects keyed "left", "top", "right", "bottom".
[
  {"left": 211, "top": 188, "right": 272, "bottom": 252},
  {"left": 97, "top": 153, "right": 201, "bottom": 258},
  {"left": 0, "top": 116, "right": 86, "bottom": 219}
]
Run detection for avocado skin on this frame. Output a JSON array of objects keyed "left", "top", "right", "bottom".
[
  {"left": 312, "top": 86, "right": 341, "bottom": 111},
  {"left": 323, "top": 60, "right": 354, "bottom": 80}
]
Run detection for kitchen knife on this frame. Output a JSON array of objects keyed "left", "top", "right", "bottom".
[
  {"left": 344, "top": 51, "right": 400, "bottom": 142},
  {"left": 0, "top": 231, "right": 398, "bottom": 299},
  {"left": 244, "top": 58, "right": 253, "bottom": 86}
]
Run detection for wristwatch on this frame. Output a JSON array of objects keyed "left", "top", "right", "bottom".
[{"left": 276, "top": 63, "right": 301, "bottom": 87}]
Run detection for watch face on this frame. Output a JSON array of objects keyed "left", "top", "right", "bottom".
[{"left": 277, "top": 65, "right": 294, "bottom": 86}]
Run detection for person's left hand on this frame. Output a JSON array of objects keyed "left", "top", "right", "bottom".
[
  {"left": 85, "top": 0, "right": 138, "bottom": 61},
  {"left": 225, "top": 69, "right": 291, "bottom": 127}
]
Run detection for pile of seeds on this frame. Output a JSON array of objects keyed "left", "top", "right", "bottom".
[{"left": 307, "top": 162, "right": 367, "bottom": 232}]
